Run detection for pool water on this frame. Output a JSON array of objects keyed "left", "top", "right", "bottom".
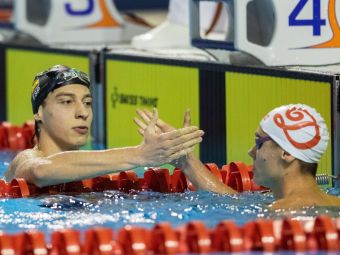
[{"left": 0, "top": 151, "right": 339, "bottom": 253}]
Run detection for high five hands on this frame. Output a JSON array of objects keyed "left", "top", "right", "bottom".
[{"left": 135, "top": 108, "right": 199, "bottom": 167}]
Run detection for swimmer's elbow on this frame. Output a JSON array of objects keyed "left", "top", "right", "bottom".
[{"left": 27, "top": 164, "right": 51, "bottom": 188}]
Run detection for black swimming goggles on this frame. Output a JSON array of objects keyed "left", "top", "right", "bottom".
[{"left": 43, "top": 67, "right": 90, "bottom": 87}]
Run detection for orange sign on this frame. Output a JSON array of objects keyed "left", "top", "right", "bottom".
[{"left": 312, "top": 0, "right": 340, "bottom": 48}]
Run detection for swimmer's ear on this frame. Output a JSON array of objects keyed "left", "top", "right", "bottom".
[
  {"left": 281, "top": 150, "right": 295, "bottom": 164},
  {"left": 33, "top": 114, "right": 41, "bottom": 122},
  {"left": 34, "top": 107, "right": 43, "bottom": 122}
]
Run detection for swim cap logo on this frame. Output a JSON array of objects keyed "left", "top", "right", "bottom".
[
  {"left": 32, "top": 79, "right": 39, "bottom": 93},
  {"left": 31, "top": 79, "right": 40, "bottom": 100},
  {"left": 273, "top": 107, "right": 321, "bottom": 149}
]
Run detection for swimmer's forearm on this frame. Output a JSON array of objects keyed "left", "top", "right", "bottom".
[
  {"left": 15, "top": 127, "right": 203, "bottom": 187},
  {"left": 26, "top": 146, "right": 144, "bottom": 187},
  {"left": 181, "top": 153, "right": 238, "bottom": 194}
]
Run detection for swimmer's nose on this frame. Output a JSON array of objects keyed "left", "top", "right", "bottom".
[
  {"left": 248, "top": 145, "right": 256, "bottom": 159},
  {"left": 75, "top": 101, "right": 90, "bottom": 120}
]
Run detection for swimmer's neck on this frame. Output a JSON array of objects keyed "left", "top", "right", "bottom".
[
  {"left": 271, "top": 168, "right": 319, "bottom": 200},
  {"left": 37, "top": 134, "right": 80, "bottom": 156}
]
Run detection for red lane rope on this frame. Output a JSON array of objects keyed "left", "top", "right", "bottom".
[
  {"left": 0, "top": 121, "right": 35, "bottom": 151},
  {"left": 0, "top": 162, "right": 269, "bottom": 199},
  {"left": 0, "top": 216, "right": 337, "bottom": 253}
]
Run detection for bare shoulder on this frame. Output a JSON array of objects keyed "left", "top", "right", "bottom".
[
  {"left": 269, "top": 197, "right": 302, "bottom": 210},
  {"left": 10, "top": 148, "right": 43, "bottom": 164},
  {"left": 326, "top": 194, "right": 340, "bottom": 206},
  {"left": 4, "top": 148, "right": 43, "bottom": 181},
  {"left": 270, "top": 193, "right": 340, "bottom": 209},
  {"left": 269, "top": 194, "right": 322, "bottom": 209}
]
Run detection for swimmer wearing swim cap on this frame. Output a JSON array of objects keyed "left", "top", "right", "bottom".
[
  {"left": 248, "top": 104, "right": 340, "bottom": 208},
  {"left": 5, "top": 65, "right": 204, "bottom": 187},
  {"left": 31, "top": 65, "right": 90, "bottom": 114},
  {"left": 135, "top": 105, "right": 340, "bottom": 209},
  {"left": 259, "top": 104, "right": 329, "bottom": 164},
  {"left": 31, "top": 65, "right": 91, "bottom": 141}
]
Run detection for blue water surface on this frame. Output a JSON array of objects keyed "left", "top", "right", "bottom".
[{"left": 0, "top": 151, "right": 339, "bottom": 254}]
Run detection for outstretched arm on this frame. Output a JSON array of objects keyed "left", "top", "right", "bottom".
[
  {"left": 6, "top": 109, "right": 204, "bottom": 187},
  {"left": 134, "top": 109, "right": 237, "bottom": 194}
]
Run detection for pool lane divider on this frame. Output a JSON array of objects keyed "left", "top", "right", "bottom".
[
  {"left": 0, "top": 121, "right": 35, "bottom": 150},
  {"left": 0, "top": 162, "right": 268, "bottom": 199},
  {"left": 0, "top": 216, "right": 339, "bottom": 253}
]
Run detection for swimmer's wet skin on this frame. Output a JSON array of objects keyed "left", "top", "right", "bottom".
[
  {"left": 134, "top": 105, "right": 340, "bottom": 209},
  {"left": 4, "top": 65, "right": 204, "bottom": 187}
]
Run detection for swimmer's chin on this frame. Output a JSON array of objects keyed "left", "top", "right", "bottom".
[{"left": 67, "top": 139, "right": 88, "bottom": 150}]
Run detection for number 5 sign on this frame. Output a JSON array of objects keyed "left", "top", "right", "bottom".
[
  {"left": 64, "top": 0, "right": 120, "bottom": 27},
  {"left": 65, "top": 0, "right": 95, "bottom": 16},
  {"left": 14, "top": 0, "right": 148, "bottom": 45},
  {"left": 234, "top": 0, "right": 340, "bottom": 65}
]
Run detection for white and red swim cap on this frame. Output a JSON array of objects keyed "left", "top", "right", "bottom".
[{"left": 260, "top": 104, "right": 329, "bottom": 163}]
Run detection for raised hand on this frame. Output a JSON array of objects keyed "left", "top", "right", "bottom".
[
  {"left": 182, "top": 109, "right": 191, "bottom": 128},
  {"left": 134, "top": 108, "right": 192, "bottom": 134},
  {"left": 136, "top": 109, "right": 203, "bottom": 166},
  {"left": 134, "top": 109, "right": 237, "bottom": 195},
  {"left": 134, "top": 108, "right": 176, "bottom": 135}
]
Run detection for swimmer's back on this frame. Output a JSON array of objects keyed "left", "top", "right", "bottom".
[
  {"left": 271, "top": 191, "right": 340, "bottom": 209},
  {"left": 327, "top": 193, "right": 340, "bottom": 206}
]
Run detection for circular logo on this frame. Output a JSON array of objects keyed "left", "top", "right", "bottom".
[{"left": 273, "top": 107, "right": 320, "bottom": 150}]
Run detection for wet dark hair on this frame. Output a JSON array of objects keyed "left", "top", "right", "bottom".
[{"left": 33, "top": 120, "right": 41, "bottom": 142}]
